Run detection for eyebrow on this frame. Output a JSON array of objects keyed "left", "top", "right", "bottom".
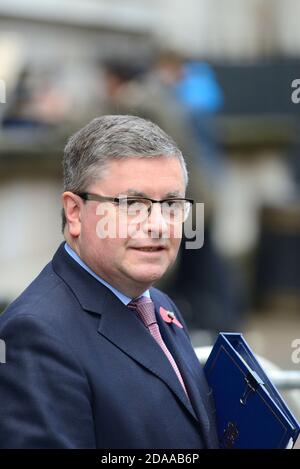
[{"left": 120, "top": 189, "right": 185, "bottom": 198}]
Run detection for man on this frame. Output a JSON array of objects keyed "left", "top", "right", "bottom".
[{"left": 0, "top": 115, "right": 218, "bottom": 449}]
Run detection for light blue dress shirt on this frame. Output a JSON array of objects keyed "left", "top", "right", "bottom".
[{"left": 64, "top": 242, "right": 150, "bottom": 305}]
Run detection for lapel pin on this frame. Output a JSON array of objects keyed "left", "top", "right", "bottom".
[{"left": 159, "top": 306, "right": 183, "bottom": 328}]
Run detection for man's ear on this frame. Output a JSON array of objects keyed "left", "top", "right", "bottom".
[{"left": 62, "top": 192, "right": 82, "bottom": 237}]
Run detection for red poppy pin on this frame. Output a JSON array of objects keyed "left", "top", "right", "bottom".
[{"left": 159, "top": 306, "right": 183, "bottom": 328}]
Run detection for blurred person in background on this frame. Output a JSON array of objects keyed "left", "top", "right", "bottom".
[
  {"left": 2, "top": 66, "right": 72, "bottom": 129},
  {"left": 0, "top": 115, "right": 218, "bottom": 449}
]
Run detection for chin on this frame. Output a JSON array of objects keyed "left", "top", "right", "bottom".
[{"left": 131, "top": 267, "right": 167, "bottom": 285}]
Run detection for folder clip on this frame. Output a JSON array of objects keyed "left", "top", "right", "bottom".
[{"left": 240, "top": 372, "right": 260, "bottom": 406}]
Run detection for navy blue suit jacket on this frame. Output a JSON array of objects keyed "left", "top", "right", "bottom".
[{"left": 0, "top": 243, "right": 218, "bottom": 449}]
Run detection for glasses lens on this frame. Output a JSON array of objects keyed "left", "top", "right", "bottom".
[
  {"left": 162, "top": 200, "right": 191, "bottom": 223},
  {"left": 118, "top": 198, "right": 192, "bottom": 224},
  {"left": 119, "top": 198, "right": 150, "bottom": 222}
]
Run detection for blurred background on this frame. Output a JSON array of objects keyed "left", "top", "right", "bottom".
[{"left": 0, "top": 0, "right": 300, "bottom": 429}]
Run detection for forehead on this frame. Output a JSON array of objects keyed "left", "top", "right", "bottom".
[{"left": 92, "top": 156, "right": 186, "bottom": 196}]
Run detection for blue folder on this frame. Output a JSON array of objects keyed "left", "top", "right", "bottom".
[{"left": 204, "top": 333, "right": 300, "bottom": 449}]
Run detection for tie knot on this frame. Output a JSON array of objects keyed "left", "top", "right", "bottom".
[{"left": 128, "top": 297, "right": 156, "bottom": 327}]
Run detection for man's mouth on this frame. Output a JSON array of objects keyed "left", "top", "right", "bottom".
[{"left": 131, "top": 247, "right": 165, "bottom": 252}]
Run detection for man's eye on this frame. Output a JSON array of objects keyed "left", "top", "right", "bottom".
[
  {"left": 126, "top": 199, "right": 140, "bottom": 207},
  {"left": 165, "top": 200, "right": 181, "bottom": 208},
  {"left": 118, "top": 198, "right": 138, "bottom": 207}
]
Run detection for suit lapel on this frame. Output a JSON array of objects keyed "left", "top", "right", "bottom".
[{"left": 97, "top": 293, "right": 198, "bottom": 423}]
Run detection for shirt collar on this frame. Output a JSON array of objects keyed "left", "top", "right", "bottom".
[{"left": 64, "top": 242, "right": 150, "bottom": 306}]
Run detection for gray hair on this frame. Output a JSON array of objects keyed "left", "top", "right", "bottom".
[{"left": 62, "top": 114, "right": 188, "bottom": 231}]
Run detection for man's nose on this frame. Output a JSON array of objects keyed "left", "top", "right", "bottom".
[{"left": 144, "top": 202, "right": 169, "bottom": 237}]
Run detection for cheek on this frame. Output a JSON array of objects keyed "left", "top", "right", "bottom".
[
  {"left": 83, "top": 205, "right": 115, "bottom": 244},
  {"left": 92, "top": 237, "right": 125, "bottom": 261},
  {"left": 170, "top": 238, "right": 181, "bottom": 260},
  {"left": 170, "top": 227, "right": 182, "bottom": 250}
]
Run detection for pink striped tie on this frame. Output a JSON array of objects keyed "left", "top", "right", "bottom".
[{"left": 128, "top": 296, "right": 189, "bottom": 397}]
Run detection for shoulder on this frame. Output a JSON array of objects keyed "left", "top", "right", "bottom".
[
  {"left": 0, "top": 263, "right": 88, "bottom": 378},
  {"left": 0, "top": 261, "right": 80, "bottom": 338}
]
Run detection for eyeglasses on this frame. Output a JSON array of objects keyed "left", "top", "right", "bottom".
[{"left": 76, "top": 192, "right": 194, "bottom": 224}]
